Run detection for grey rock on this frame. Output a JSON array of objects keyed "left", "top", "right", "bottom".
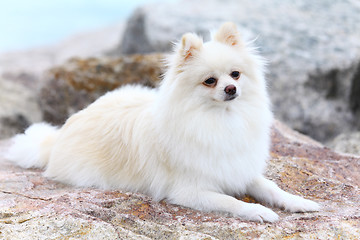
[
  {"left": 0, "top": 77, "right": 41, "bottom": 139},
  {"left": 121, "top": 9, "right": 153, "bottom": 55},
  {"left": 119, "top": 0, "right": 360, "bottom": 142},
  {"left": 349, "top": 63, "right": 360, "bottom": 129},
  {"left": 328, "top": 131, "right": 360, "bottom": 156}
]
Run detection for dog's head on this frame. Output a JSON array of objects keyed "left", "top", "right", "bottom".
[{"left": 166, "top": 22, "right": 266, "bottom": 108}]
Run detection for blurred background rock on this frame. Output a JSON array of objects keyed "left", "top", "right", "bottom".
[{"left": 1, "top": 0, "right": 360, "bottom": 155}]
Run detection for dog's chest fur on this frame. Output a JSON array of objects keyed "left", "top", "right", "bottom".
[{"left": 157, "top": 106, "right": 270, "bottom": 194}]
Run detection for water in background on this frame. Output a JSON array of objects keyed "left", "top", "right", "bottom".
[{"left": 0, "top": 0, "right": 163, "bottom": 53}]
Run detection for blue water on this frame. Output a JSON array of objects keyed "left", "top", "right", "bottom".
[{"left": 0, "top": 0, "right": 164, "bottom": 53}]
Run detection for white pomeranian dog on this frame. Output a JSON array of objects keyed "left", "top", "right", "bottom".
[{"left": 6, "top": 22, "right": 319, "bottom": 222}]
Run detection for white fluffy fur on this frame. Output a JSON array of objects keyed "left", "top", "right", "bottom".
[
  {"left": 6, "top": 123, "right": 58, "bottom": 168},
  {"left": 6, "top": 22, "right": 319, "bottom": 222}
]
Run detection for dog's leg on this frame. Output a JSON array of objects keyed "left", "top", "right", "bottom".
[
  {"left": 170, "top": 190, "right": 279, "bottom": 223},
  {"left": 246, "top": 176, "right": 320, "bottom": 212}
]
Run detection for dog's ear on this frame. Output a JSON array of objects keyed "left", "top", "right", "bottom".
[
  {"left": 214, "top": 22, "right": 244, "bottom": 47},
  {"left": 180, "top": 33, "right": 203, "bottom": 61}
]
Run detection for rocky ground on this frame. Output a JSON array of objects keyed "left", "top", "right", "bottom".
[{"left": 1, "top": 121, "right": 359, "bottom": 239}]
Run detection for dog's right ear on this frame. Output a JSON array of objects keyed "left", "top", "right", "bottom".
[
  {"left": 214, "top": 22, "right": 244, "bottom": 48},
  {"left": 179, "top": 33, "right": 203, "bottom": 61}
]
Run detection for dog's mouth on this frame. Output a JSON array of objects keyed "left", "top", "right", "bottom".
[{"left": 224, "top": 94, "right": 238, "bottom": 101}]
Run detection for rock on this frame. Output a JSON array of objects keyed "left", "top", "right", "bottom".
[
  {"left": 1, "top": 121, "right": 360, "bottom": 239},
  {"left": 349, "top": 63, "right": 360, "bottom": 129},
  {"left": 328, "top": 132, "right": 360, "bottom": 156},
  {"left": 39, "top": 54, "right": 164, "bottom": 125},
  {"left": 119, "top": 0, "right": 360, "bottom": 142},
  {"left": 0, "top": 77, "right": 42, "bottom": 139},
  {"left": 0, "top": 23, "right": 125, "bottom": 138}
]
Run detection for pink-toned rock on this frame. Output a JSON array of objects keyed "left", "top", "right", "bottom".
[{"left": 1, "top": 120, "right": 359, "bottom": 239}]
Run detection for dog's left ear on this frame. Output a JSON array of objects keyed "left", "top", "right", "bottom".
[{"left": 214, "top": 22, "right": 244, "bottom": 47}]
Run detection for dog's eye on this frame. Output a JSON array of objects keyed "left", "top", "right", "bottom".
[
  {"left": 230, "top": 71, "right": 241, "bottom": 80},
  {"left": 203, "top": 77, "right": 217, "bottom": 87}
]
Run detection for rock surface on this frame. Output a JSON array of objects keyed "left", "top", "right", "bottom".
[
  {"left": 0, "top": 77, "right": 41, "bottom": 138},
  {"left": 120, "top": 0, "right": 360, "bottom": 142},
  {"left": 39, "top": 54, "right": 164, "bottom": 125},
  {"left": 1, "top": 120, "right": 359, "bottom": 239},
  {"left": 328, "top": 131, "right": 360, "bottom": 156}
]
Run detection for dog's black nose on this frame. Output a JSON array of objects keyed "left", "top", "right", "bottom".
[{"left": 224, "top": 85, "right": 236, "bottom": 95}]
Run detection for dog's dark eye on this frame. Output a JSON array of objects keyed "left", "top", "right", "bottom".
[
  {"left": 203, "top": 77, "right": 217, "bottom": 87},
  {"left": 230, "top": 71, "right": 241, "bottom": 80}
]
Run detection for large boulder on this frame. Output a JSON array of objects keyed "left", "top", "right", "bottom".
[
  {"left": 119, "top": 0, "right": 360, "bottom": 143},
  {"left": 1, "top": 121, "right": 359, "bottom": 239}
]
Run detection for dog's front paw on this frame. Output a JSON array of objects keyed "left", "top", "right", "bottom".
[
  {"left": 239, "top": 204, "right": 279, "bottom": 223},
  {"left": 282, "top": 195, "right": 320, "bottom": 213}
]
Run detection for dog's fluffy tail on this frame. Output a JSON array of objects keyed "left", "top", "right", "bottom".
[{"left": 6, "top": 122, "right": 58, "bottom": 169}]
